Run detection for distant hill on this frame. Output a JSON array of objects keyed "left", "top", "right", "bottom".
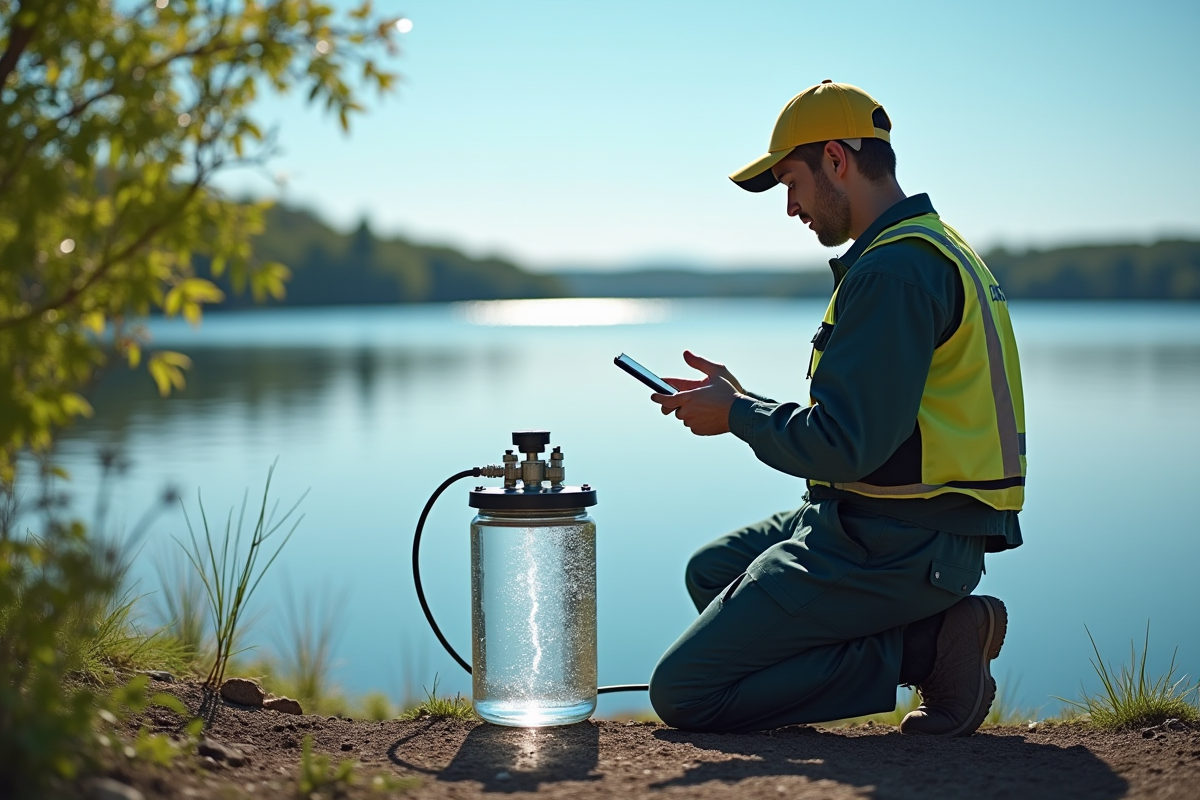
[
  {"left": 218, "top": 205, "right": 565, "bottom": 306},
  {"left": 984, "top": 240, "right": 1200, "bottom": 300},
  {"left": 220, "top": 205, "right": 1200, "bottom": 304}
]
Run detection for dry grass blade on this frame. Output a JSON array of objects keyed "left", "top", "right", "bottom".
[{"left": 177, "top": 460, "right": 307, "bottom": 689}]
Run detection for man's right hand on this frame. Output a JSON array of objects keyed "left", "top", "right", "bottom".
[{"left": 663, "top": 350, "right": 747, "bottom": 394}]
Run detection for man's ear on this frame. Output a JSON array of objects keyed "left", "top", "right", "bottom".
[{"left": 823, "top": 141, "right": 848, "bottom": 179}]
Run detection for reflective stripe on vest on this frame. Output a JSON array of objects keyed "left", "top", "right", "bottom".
[{"left": 807, "top": 213, "right": 1027, "bottom": 511}]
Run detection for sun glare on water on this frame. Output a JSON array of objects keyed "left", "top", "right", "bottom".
[{"left": 456, "top": 298, "right": 671, "bottom": 327}]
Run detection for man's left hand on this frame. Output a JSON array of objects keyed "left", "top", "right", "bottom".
[{"left": 652, "top": 375, "right": 741, "bottom": 436}]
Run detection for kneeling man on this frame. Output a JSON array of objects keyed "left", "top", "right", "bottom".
[{"left": 649, "top": 81, "right": 1026, "bottom": 736}]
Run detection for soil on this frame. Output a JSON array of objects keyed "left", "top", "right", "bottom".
[{"left": 99, "top": 681, "right": 1200, "bottom": 800}]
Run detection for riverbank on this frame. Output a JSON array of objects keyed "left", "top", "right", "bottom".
[{"left": 89, "top": 679, "right": 1199, "bottom": 800}]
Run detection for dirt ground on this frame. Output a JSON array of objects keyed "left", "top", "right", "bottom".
[{"left": 101, "top": 681, "right": 1200, "bottom": 800}]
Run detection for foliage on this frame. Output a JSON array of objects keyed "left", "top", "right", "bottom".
[
  {"left": 397, "top": 677, "right": 475, "bottom": 722},
  {"left": 0, "top": 489, "right": 118, "bottom": 794},
  {"left": 0, "top": 0, "right": 404, "bottom": 481},
  {"left": 1060, "top": 623, "right": 1199, "bottom": 730},
  {"left": 177, "top": 460, "right": 305, "bottom": 688},
  {"left": 0, "top": 475, "right": 199, "bottom": 796}
]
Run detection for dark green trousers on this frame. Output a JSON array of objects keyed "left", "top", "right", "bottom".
[{"left": 648, "top": 500, "right": 986, "bottom": 732}]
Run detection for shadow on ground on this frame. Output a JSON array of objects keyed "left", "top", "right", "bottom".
[
  {"left": 653, "top": 726, "right": 1129, "bottom": 800},
  {"left": 390, "top": 720, "right": 600, "bottom": 793}
]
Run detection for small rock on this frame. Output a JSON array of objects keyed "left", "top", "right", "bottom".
[
  {"left": 494, "top": 771, "right": 511, "bottom": 781},
  {"left": 1142, "top": 728, "right": 1158, "bottom": 739},
  {"left": 1027, "top": 722, "right": 1041, "bottom": 732},
  {"left": 200, "top": 755, "right": 223, "bottom": 770},
  {"left": 138, "top": 670, "right": 175, "bottom": 683},
  {"left": 865, "top": 720, "right": 875, "bottom": 727},
  {"left": 221, "top": 678, "right": 266, "bottom": 707},
  {"left": 199, "top": 738, "right": 249, "bottom": 768},
  {"left": 340, "top": 741, "right": 354, "bottom": 751},
  {"left": 263, "top": 694, "right": 303, "bottom": 715},
  {"left": 1165, "top": 718, "right": 1187, "bottom": 731},
  {"left": 87, "top": 778, "right": 145, "bottom": 800},
  {"left": 198, "top": 737, "right": 232, "bottom": 760}
]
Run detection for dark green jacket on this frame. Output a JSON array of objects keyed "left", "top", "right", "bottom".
[{"left": 728, "top": 194, "right": 1021, "bottom": 552}]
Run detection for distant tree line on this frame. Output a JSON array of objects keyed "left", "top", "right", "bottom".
[
  {"left": 216, "top": 204, "right": 1200, "bottom": 305},
  {"left": 214, "top": 205, "right": 564, "bottom": 306}
]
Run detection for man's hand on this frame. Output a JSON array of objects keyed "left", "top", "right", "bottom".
[{"left": 651, "top": 350, "right": 746, "bottom": 436}]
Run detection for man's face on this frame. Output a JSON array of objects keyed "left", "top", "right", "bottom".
[{"left": 771, "top": 158, "right": 852, "bottom": 247}]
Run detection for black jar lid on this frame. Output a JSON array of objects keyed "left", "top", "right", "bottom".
[{"left": 469, "top": 484, "right": 597, "bottom": 511}]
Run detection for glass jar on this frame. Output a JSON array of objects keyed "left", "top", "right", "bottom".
[{"left": 469, "top": 507, "right": 597, "bottom": 727}]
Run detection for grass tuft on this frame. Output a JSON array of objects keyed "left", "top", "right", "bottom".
[
  {"left": 177, "top": 461, "right": 306, "bottom": 689},
  {"left": 398, "top": 677, "right": 475, "bottom": 721},
  {"left": 359, "top": 691, "right": 395, "bottom": 721},
  {"left": 1059, "top": 623, "right": 1198, "bottom": 730}
]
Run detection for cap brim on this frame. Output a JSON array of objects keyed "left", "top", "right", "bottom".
[{"left": 729, "top": 149, "right": 790, "bottom": 193}]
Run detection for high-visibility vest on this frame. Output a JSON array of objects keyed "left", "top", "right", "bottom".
[{"left": 807, "top": 213, "right": 1027, "bottom": 511}]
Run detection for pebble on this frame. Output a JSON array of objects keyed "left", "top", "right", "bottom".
[
  {"left": 221, "top": 678, "right": 266, "bottom": 708},
  {"left": 263, "top": 694, "right": 304, "bottom": 715},
  {"left": 198, "top": 737, "right": 248, "bottom": 767},
  {"left": 138, "top": 670, "right": 175, "bottom": 683},
  {"left": 87, "top": 778, "right": 145, "bottom": 800}
]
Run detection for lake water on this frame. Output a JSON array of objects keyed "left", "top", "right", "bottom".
[{"left": 49, "top": 299, "right": 1200, "bottom": 718}]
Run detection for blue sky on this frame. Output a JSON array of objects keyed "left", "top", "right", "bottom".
[{"left": 225, "top": 0, "right": 1200, "bottom": 271}]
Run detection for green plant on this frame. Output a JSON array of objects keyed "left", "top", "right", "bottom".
[
  {"left": 177, "top": 462, "right": 306, "bottom": 688},
  {"left": 296, "top": 735, "right": 357, "bottom": 798},
  {"left": 1059, "top": 623, "right": 1199, "bottom": 730},
  {"left": 0, "top": 504, "right": 117, "bottom": 795},
  {"left": 398, "top": 677, "right": 475, "bottom": 722},
  {"left": 68, "top": 586, "right": 193, "bottom": 683},
  {"left": 295, "top": 734, "right": 417, "bottom": 797},
  {"left": 359, "top": 691, "right": 394, "bottom": 722},
  {"left": 0, "top": 0, "right": 404, "bottom": 481}
]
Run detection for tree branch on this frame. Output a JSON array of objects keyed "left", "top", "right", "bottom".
[
  {"left": 0, "top": 16, "right": 37, "bottom": 89},
  {"left": 0, "top": 175, "right": 208, "bottom": 331}
]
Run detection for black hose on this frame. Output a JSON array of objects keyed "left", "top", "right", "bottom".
[{"left": 412, "top": 468, "right": 648, "bottom": 694}]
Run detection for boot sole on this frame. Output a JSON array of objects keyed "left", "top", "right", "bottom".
[{"left": 948, "top": 595, "right": 1008, "bottom": 737}]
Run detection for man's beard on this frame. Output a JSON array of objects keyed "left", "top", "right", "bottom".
[{"left": 809, "top": 167, "right": 852, "bottom": 247}]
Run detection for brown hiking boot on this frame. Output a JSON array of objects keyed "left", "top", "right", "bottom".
[{"left": 900, "top": 595, "right": 1007, "bottom": 737}]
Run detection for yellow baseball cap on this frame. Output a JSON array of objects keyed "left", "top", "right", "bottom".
[{"left": 730, "top": 80, "right": 891, "bottom": 192}]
